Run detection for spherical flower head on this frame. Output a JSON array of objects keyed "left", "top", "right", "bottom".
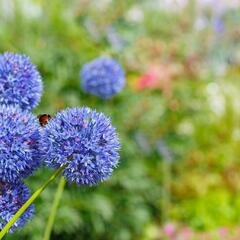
[
  {"left": 41, "top": 107, "right": 120, "bottom": 186},
  {"left": 0, "top": 52, "right": 43, "bottom": 110},
  {"left": 0, "top": 105, "right": 42, "bottom": 183},
  {"left": 80, "top": 56, "right": 125, "bottom": 99},
  {"left": 0, "top": 182, "right": 34, "bottom": 233}
]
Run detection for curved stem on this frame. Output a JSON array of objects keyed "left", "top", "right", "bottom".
[
  {"left": 43, "top": 176, "right": 66, "bottom": 240},
  {"left": 0, "top": 165, "right": 66, "bottom": 239}
]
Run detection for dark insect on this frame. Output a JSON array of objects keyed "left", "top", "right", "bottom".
[
  {"left": 99, "top": 135, "right": 107, "bottom": 146},
  {"left": 38, "top": 114, "right": 51, "bottom": 126}
]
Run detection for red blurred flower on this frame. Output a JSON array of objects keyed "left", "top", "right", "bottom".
[
  {"left": 135, "top": 64, "right": 179, "bottom": 97},
  {"left": 135, "top": 67, "right": 159, "bottom": 91}
]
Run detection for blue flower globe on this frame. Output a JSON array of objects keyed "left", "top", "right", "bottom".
[
  {"left": 0, "top": 182, "right": 34, "bottom": 233},
  {"left": 80, "top": 56, "right": 125, "bottom": 99},
  {"left": 0, "top": 52, "right": 43, "bottom": 110},
  {"left": 41, "top": 107, "right": 120, "bottom": 186},
  {"left": 0, "top": 105, "right": 42, "bottom": 183}
]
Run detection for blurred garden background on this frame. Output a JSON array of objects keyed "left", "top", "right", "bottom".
[{"left": 1, "top": 0, "right": 240, "bottom": 239}]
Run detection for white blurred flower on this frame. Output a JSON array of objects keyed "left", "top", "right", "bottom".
[
  {"left": 0, "top": 0, "right": 14, "bottom": 19},
  {"left": 194, "top": 16, "right": 208, "bottom": 31},
  {"left": 197, "top": 0, "right": 240, "bottom": 15},
  {"left": 126, "top": 6, "right": 144, "bottom": 23},
  {"left": 91, "top": 0, "right": 112, "bottom": 11},
  {"left": 21, "top": 0, "right": 42, "bottom": 19},
  {"left": 0, "top": 0, "right": 42, "bottom": 19},
  {"left": 206, "top": 82, "right": 225, "bottom": 116},
  {"left": 214, "top": 63, "right": 227, "bottom": 77},
  {"left": 177, "top": 121, "right": 194, "bottom": 135},
  {"left": 232, "top": 129, "right": 240, "bottom": 141},
  {"left": 156, "top": 0, "right": 188, "bottom": 11}
]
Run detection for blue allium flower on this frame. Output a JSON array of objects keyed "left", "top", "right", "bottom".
[
  {"left": 0, "top": 105, "right": 42, "bottom": 183},
  {"left": 0, "top": 182, "right": 34, "bottom": 232},
  {"left": 80, "top": 56, "right": 125, "bottom": 99},
  {"left": 41, "top": 107, "right": 120, "bottom": 186},
  {"left": 0, "top": 52, "right": 43, "bottom": 110}
]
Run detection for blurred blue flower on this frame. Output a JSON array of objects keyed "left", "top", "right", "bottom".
[
  {"left": 156, "top": 140, "right": 174, "bottom": 162},
  {"left": 80, "top": 56, "right": 125, "bottom": 99},
  {"left": 106, "top": 26, "right": 125, "bottom": 51},
  {"left": 41, "top": 107, "right": 120, "bottom": 186},
  {"left": 0, "top": 182, "right": 34, "bottom": 233},
  {"left": 0, "top": 105, "right": 42, "bottom": 183},
  {"left": 213, "top": 16, "right": 224, "bottom": 34},
  {"left": 0, "top": 52, "right": 43, "bottom": 110},
  {"left": 134, "top": 132, "right": 152, "bottom": 155}
]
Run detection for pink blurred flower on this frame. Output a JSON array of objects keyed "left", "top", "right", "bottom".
[
  {"left": 179, "top": 226, "right": 192, "bottom": 240},
  {"left": 135, "top": 67, "right": 159, "bottom": 91},
  {"left": 163, "top": 223, "right": 176, "bottom": 237},
  {"left": 135, "top": 64, "right": 176, "bottom": 97},
  {"left": 218, "top": 227, "right": 229, "bottom": 237}
]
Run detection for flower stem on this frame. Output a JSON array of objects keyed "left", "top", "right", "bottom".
[
  {"left": 43, "top": 176, "right": 66, "bottom": 240},
  {"left": 161, "top": 160, "right": 171, "bottom": 222},
  {"left": 0, "top": 165, "right": 66, "bottom": 239}
]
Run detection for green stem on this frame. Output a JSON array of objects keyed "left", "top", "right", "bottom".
[
  {"left": 0, "top": 165, "right": 66, "bottom": 240},
  {"left": 161, "top": 160, "right": 171, "bottom": 222},
  {"left": 43, "top": 176, "right": 66, "bottom": 240}
]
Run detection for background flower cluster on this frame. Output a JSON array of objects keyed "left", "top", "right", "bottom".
[{"left": 0, "top": 52, "right": 122, "bottom": 233}]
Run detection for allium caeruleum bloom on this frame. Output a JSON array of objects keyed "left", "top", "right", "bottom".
[
  {"left": 0, "top": 105, "right": 42, "bottom": 183},
  {"left": 0, "top": 182, "right": 34, "bottom": 232},
  {"left": 80, "top": 56, "right": 125, "bottom": 99},
  {"left": 41, "top": 107, "right": 120, "bottom": 186},
  {"left": 0, "top": 52, "right": 43, "bottom": 110}
]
